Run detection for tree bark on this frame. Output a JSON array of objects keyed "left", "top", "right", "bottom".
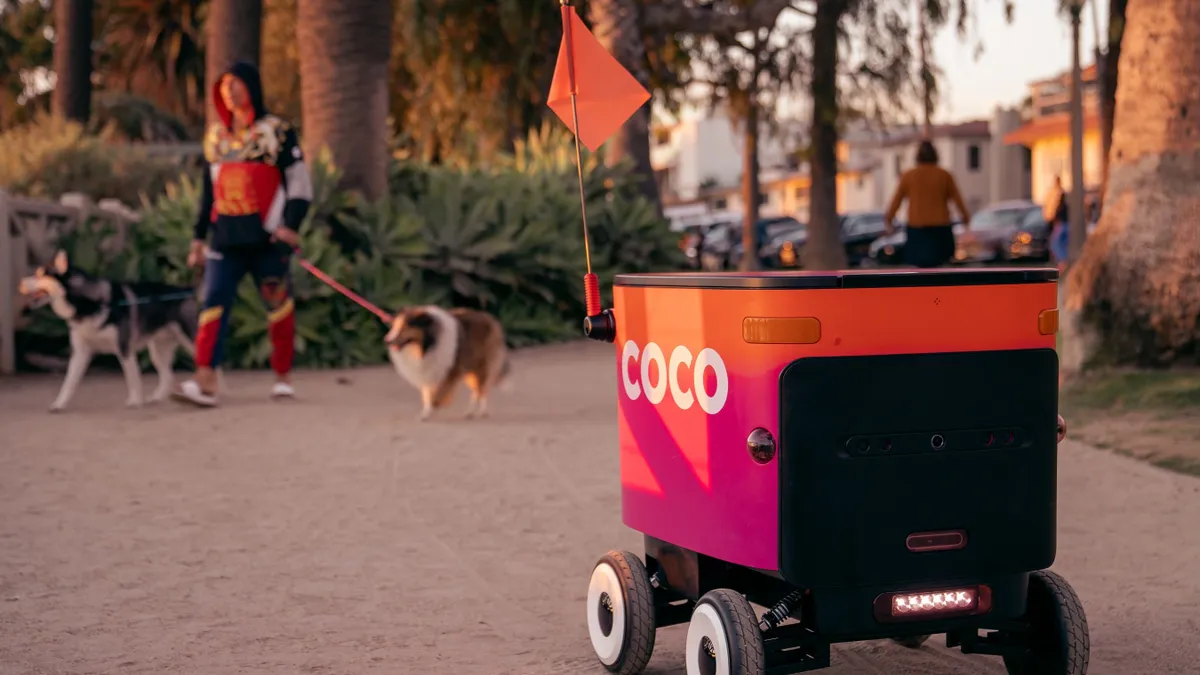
[
  {"left": 802, "top": 0, "right": 848, "bottom": 271},
  {"left": 51, "top": 0, "right": 93, "bottom": 124},
  {"left": 1061, "top": 0, "right": 1200, "bottom": 372},
  {"left": 740, "top": 90, "right": 761, "bottom": 271},
  {"left": 588, "top": 0, "right": 660, "bottom": 210},
  {"left": 296, "top": 0, "right": 394, "bottom": 200},
  {"left": 1098, "top": 0, "right": 1128, "bottom": 205},
  {"left": 205, "top": 0, "right": 263, "bottom": 129}
]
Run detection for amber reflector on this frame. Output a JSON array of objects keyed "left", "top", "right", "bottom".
[
  {"left": 1038, "top": 309, "right": 1059, "bottom": 335},
  {"left": 742, "top": 317, "right": 822, "bottom": 344}
]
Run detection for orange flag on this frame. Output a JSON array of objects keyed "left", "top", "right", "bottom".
[{"left": 547, "top": 5, "right": 651, "bottom": 152}]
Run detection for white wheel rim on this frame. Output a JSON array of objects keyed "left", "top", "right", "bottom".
[
  {"left": 587, "top": 562, "right": 627, "bottom": 666},
  {"left": 686, "top": 602, "right": 731, "bottom": 675}
]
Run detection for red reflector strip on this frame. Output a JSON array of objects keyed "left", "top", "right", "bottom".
[{"left": 906, "top": 530, "right": 967, "bottom": 552}]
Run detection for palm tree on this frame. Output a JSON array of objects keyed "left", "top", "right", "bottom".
[
  {"left": 296, "top": 0, "right": 394, "bottom": 200},
  {"left": 96, "top": 0, "right": 207, "bottom": 127},
  {"left": 587, "top": 0, "right": 659, "bottom": 208},
  {"left": 803, "top": 0, "right": 850, "bottom": 271},
  {"left": 1062, "top": 0, "right": 1200, "bottom": 371},
  {"left": 204, "top": 0, "right": 262, "bottom": 128},
  {"left": 52, "top": 0, "right": 93, "bottom": 123}
]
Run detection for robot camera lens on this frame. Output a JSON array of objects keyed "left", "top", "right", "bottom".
[{"left": 930, "top": 434, "right": 946, "bottom": 450}]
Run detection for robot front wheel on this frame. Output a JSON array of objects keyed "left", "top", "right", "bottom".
[{"left": 586, "top": 550, "right": 656, "bottom": 675}]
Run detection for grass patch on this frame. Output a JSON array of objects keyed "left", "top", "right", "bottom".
[
  {"left": 1150, "top": 456, "right": 1200, "bottom": 476},
  {"left": 1061, "top": 368, "right": 1200, "bottom": 478},
  {"left": 1061, "top": 369, "right": 1200, "bottom": 412}
]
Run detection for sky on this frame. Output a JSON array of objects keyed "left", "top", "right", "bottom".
[{"left": 933, "top": 0, "right": 1102, "bottom": 122}]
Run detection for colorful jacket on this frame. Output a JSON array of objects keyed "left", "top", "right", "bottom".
[{"left": 194, "top": 61, "right": 312, "bottom": 251}]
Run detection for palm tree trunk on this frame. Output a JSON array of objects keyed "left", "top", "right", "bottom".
[
  {"left": 296, "top": 0, "right": 394, "bottom": 200},
  {"left": 802, "top": 0, "right": 849, "bottom": 271},
  {"left": 586, "top": 0, "right": 660, "bottom": 211},
  {"left": 1061, "top": 0, "right": 1200, "bottom": 371},
  {"left": 740, "top": 93, "right": 761, "bottom": 272},
  {"left": 205, "top": 0, "right": 263, "bottom": 128},
  {"left": 1099, "top": 0, "right": 1128, "bottom": 204},
  {"left": 51, "top": 0, "right": 93, "bottom": 124}
]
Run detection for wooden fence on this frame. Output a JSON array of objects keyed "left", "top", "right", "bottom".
[{"left": 0, "top": 190, "right": 138, "bottom": 374}]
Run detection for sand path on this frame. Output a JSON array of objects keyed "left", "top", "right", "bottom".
[{"left": 2, "top": 341, "right": 1198, "bottom": 674}]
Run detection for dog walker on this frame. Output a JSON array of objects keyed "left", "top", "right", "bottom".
[{"left": 577, "top": 268, "right": 1088, "bottom": 675}]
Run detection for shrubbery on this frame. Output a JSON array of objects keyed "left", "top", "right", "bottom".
[
  {"left": 16, "top": 123, "right": 683, "bottom": 370},
  {"left": 0, "top": 115, "right": 192, "bottom": 206}
]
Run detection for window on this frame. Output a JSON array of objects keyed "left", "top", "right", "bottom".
[
  {"left": 714, "top": 198, "right": 727, "bottom": 210},
  {"left": 758, "top": 192, "right": 769, "bottom": 206},
  {"left": 794, "top": 185, "right": 810, "bottom": 201},
  {"left": 968, "top": 144, "right": 981, "bottom": 171},
  {"left": 1022, "top": 147, "right": 1032, "bottom": 171}
]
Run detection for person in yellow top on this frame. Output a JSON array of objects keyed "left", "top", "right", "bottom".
[{"left": 884, "top": 140, "right": 971, "bottom": 268}]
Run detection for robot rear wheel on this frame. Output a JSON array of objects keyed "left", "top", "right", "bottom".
[
  {"left": 685, "top": 589, "right": 765, "bottom": 675},
  {"left": 587, "top": 550, "right": 656, "bottom": 675},
  {"left": 1002, "top": 570, "right": 1090, "bottom": 675}
]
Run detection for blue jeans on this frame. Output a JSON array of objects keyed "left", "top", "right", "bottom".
[{"left": 1050, "top": 222, "right": 1069, "bottom": 262}]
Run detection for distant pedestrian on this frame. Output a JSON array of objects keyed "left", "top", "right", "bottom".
[
  {"left": 884, "top": 140, "right": 971, "bottom": 268},
  {"left": 1044, "top": 176, "right": 1069, "bottom": 267}
]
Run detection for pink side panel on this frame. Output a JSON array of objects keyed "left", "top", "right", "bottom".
[{"left": 619, "top": 364, "right": 782, "bottom": 570}]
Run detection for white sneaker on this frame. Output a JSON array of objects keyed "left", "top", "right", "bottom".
[
  {"left": 171, "top": 380, "right": 218, "bottom": 407},
  {"left": 271, "top": 381, "right": 295, "bottom": 399}
]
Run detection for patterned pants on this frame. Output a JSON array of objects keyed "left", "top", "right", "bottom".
[{"left": 195, "top": 243, "right": 295, "bottom": 375}]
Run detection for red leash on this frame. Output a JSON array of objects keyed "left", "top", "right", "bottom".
[{"left": 293, "top": 253, "right": 394, "bottom": 324}]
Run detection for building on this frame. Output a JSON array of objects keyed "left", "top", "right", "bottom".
[
  {"left": 1003, "top": 64, "right": 1102, "bottom": 204},
  {"left": 695, "top": 144, "right": 877, "bottom": 222},
  {"left": 864, "top": 117, "right": 1031, "bottom": 220},
  {"left": 651, "top": 107, "right": 801, "bottom": 204},
  {"left": 655, "top": 105, "right": 1032, "bottom": 229}
]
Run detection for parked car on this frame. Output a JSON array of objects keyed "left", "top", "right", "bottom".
[
  {"left": 724, "top": 217, "right": 806, "bottom": 270},
  {"left": 840, "top": 211, "right": 889, "bottom": 266},
  {"left": 761, "top": 212, "right": 888, "bottom": 268},
  {"left": 699, "top": 221, "right": 739, "bottom": 270},
  {"left": 865, "top": 219, "right": 965, "bottom": 267},
  {"left": 953, "top": 200, "right": 1048, "bottom": 264},
  {"left": 865, "top": 226, "right": 906, "bottom": 266},
  {"left": 680, "top": 221, "right": 737, "bottom": 270},
  {"left": 1006, "top": 208, "right": 1053, "bottom": 262},
  {"left": 757, "top": 221, "right": 809, "bottom": 268}
]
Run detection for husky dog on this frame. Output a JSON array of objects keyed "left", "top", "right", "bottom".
[
  {"left": 19, "top": 250, "right": 199, "bottom": 412},
  {"left": 384, "top": 306, "right": 511, "bottom": 421}
]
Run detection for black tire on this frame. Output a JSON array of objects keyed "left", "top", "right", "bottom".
[
  {"left": 685, "top": 589, "right": 765, "bottom": 675},
  {"left": 586, "top": 550, "right": 656, "bottom": 675},
  {"left": 1003, "top": 570, "right": 1090, "bottom": 675},
  {"left": 892, "top": 634, "right": 932, "bottom": 648}
]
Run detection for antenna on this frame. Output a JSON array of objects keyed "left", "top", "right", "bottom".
[{"left": 560, "top": 0, "right": 615, "bottom": 342}]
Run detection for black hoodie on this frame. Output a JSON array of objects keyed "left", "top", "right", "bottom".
[{"left": 194, "top": 61, "right": 312, "bottom": 251}]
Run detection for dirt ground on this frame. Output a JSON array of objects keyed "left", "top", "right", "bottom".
[{"left": 2, "top": 341, "right": 1199, "bottom": 675}]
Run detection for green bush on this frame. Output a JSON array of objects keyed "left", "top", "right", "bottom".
[
  {"left": 18, "top": 125, "right": 683, "bottom": 370},
  {"left": 0, "top": 114, "right": 190, "bottom": 206}
]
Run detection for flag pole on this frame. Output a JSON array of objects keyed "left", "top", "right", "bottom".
[{"left": 560, "top": 0, "right": 601, "bottom": 318}]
